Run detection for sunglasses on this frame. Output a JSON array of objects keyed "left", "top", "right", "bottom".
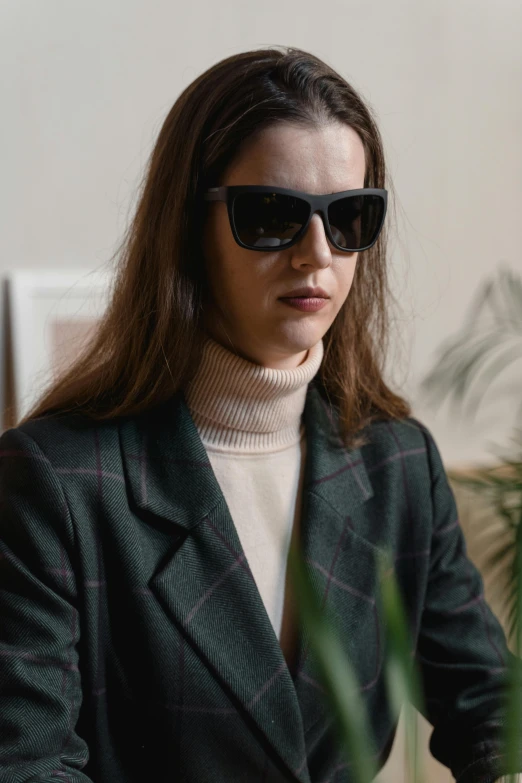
[{"left": 203, "top": 185, "right": 387, "bottom": 253}]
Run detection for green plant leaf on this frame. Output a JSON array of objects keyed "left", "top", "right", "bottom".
[
  {"left": 286, "top": 536, "right": 378, "bottom": 783},
  {"left": 376, "top": 548, "right": 426, "bottom": 783}
]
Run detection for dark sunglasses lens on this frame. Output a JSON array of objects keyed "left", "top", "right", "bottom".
[
  {"left": 233, "top": 192, "right": 310, "bottom": 248},
  {"left": 328, "top": 194, "right": 385, "bottom": 250},
  {"left": 232, "top": 191, "right": 385, "bottom": 250}
]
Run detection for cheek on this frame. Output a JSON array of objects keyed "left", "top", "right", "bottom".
[
  {"left": 216, "top": 257, "right": 258, "bottom": 308},
  {"left": 346, "top": 256, "right": 359, "bottom": 288},
  {"left": 335, "top": 256, "right": 358, "bottom": 293},
  {"left": 203, "top": 221, "right": 245, "bottom": 300}
]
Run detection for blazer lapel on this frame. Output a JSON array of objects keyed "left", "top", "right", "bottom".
[{"left": 119, "top": 379, "right": 375, "bottom": 782}]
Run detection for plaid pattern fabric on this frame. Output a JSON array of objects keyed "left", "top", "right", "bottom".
[{"left": 1, "top": 379, "right": 521, "bottom": 783}]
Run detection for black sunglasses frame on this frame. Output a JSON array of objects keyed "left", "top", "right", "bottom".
[{"left": 203, "top": 185, "right": 388, "bottom": 253}]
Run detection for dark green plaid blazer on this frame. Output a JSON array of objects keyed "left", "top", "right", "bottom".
[{"left": 1, "top": 379, "right": 521, "bottom": 783}]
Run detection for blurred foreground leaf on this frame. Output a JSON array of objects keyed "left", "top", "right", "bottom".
[
  {"left": 287, "top": 537, "right": 428, "bottom": 782},
  {"left": 377, "top": 548, "right": 426, "bottom": 783},
  {"left": 287, "top": 537, "right": 378, "bottom": 783}
]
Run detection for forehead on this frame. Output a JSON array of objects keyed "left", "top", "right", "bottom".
[{"left": 223, "top": 122, "right": 367, "bottom": 193}]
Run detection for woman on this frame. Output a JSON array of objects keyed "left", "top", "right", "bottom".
[{"left": 0, "top": 46, "right": 520, "bottom": 783}]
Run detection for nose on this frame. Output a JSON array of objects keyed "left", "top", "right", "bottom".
[{"left": 293, "top": 212, "right": 334, "bottom": 262}]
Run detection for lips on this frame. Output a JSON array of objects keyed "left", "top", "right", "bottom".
[
  {"left": 279, "top": 287, "right": 329, "bottom": 299},
  {"left": 279, "top": 296, "right": 328, "bottom": 311}
]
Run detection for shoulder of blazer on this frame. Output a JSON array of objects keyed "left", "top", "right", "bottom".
[
  {"left": 14, "top": 411, "right": 118, "bottom": 457},
  {"left": 354, "top": 413, "right": 435, "bottom": 467},
  {"left": 0, "top": 396, "right": 180, "bottom": 491},
  {"left": 10, "top": 393, "right": 181, "bottom": 461}
]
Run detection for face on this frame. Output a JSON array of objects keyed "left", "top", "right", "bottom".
[{"left": 201, "top": 122, "right": 366, "bottom": 369}]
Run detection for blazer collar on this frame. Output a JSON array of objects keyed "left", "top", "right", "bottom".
[{"left": 119, "top": 379, "right": 375, "bottom": 782}]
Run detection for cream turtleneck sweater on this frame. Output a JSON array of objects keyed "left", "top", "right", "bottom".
[{"left": 184, "top": 333, "right": 324, "bottom": 666}]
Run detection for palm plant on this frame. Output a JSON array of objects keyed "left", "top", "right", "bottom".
[
  {"left": 418, "top": 263, "right": 522, "bottom": 649},
  {"left": 417, "top": 263, "right": 522, "bottom": 781}
]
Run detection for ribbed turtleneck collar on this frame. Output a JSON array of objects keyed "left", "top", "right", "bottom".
[{"left": 184, "top": 333, "right": 324, "bottom": 453}]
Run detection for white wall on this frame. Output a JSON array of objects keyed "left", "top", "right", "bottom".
[{"left": 1, "top": 0, "right": 521, "bottom": 468}]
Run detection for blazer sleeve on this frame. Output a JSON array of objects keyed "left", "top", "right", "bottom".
[
  {"left": 412, "top": 424, "right": 522, "bottom": 783},
  {"left": 0, "top": 426, "right": 94, "bottom": 782}
]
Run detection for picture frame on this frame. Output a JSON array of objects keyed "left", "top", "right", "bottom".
[{"left": 4, "top": 268, "right": 113, "bottom": 427}]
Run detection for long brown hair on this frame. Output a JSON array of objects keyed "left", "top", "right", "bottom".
[{"left": 15, "top": 45, "right": 411, "bottom": 450}]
